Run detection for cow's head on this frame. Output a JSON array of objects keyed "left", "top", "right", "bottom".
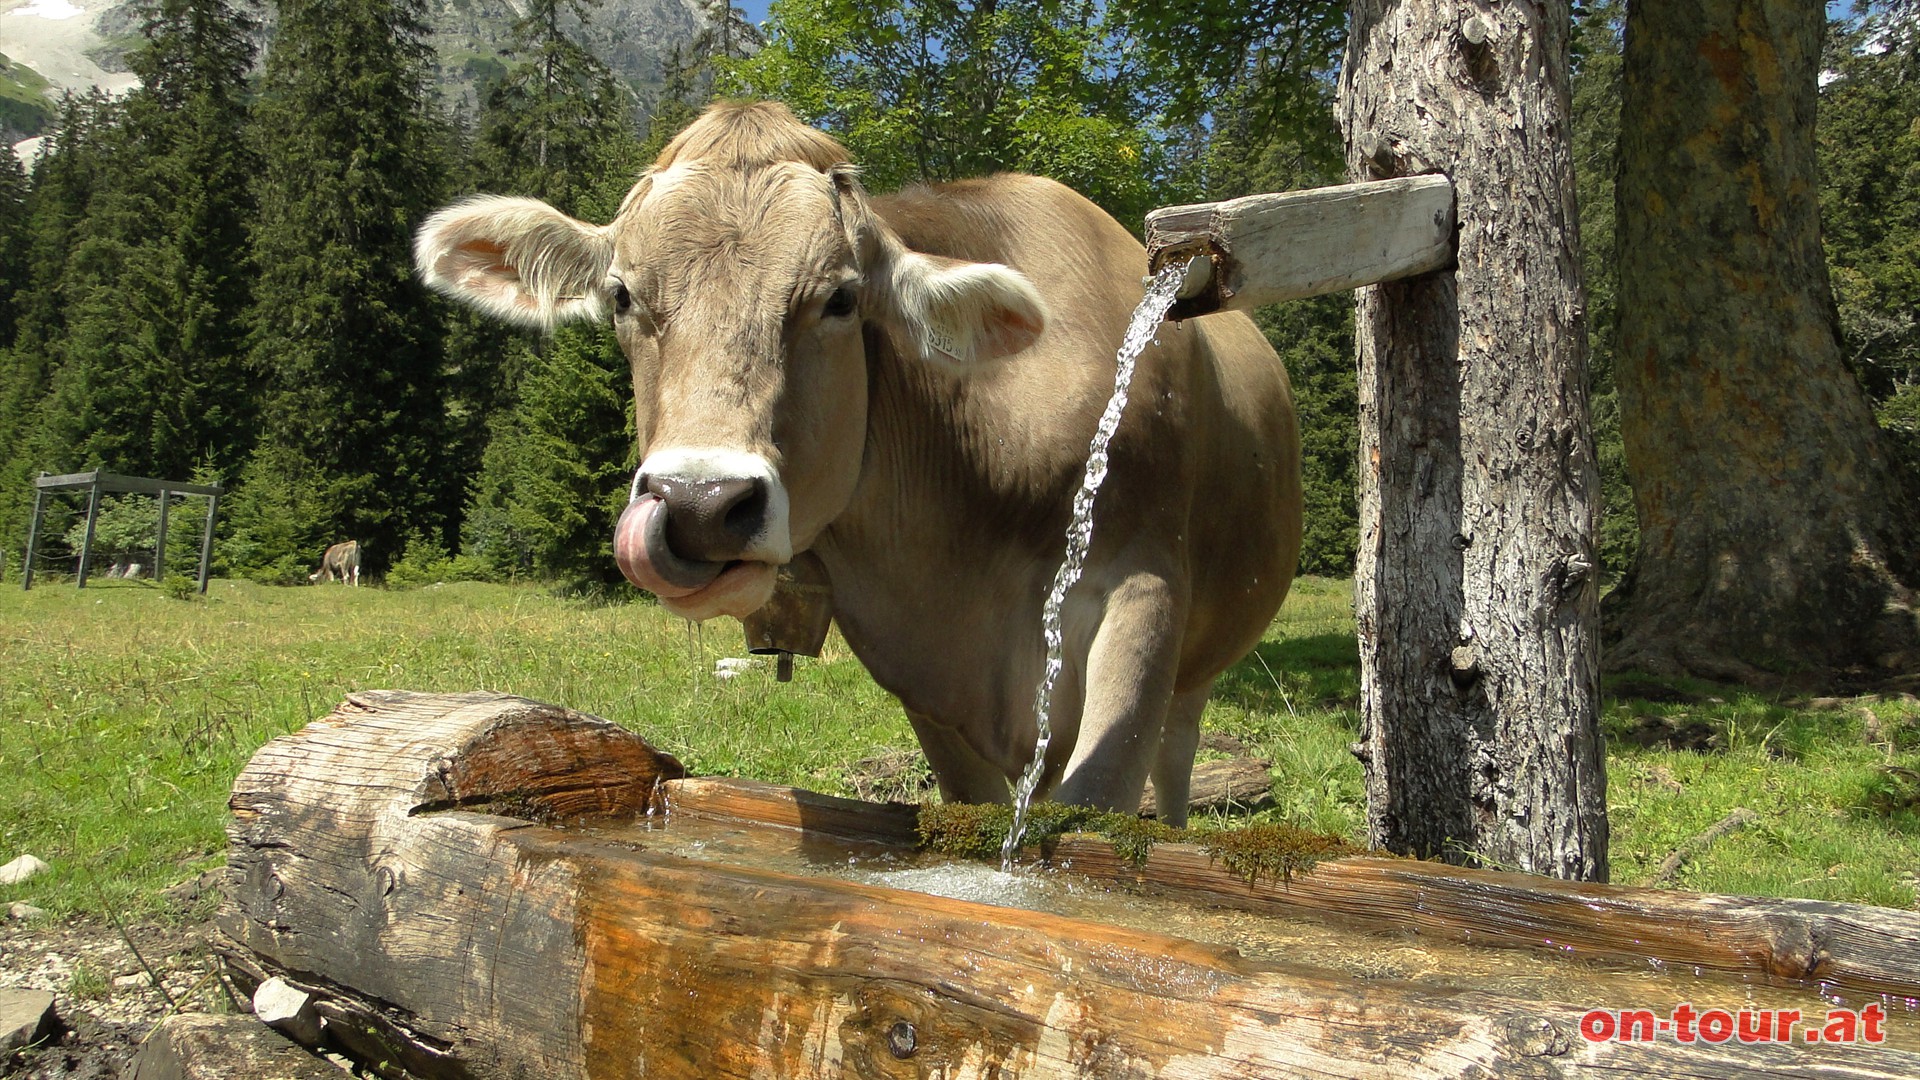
[{"left": 415, "top": 102, "right": 1046, "bottom": 620}]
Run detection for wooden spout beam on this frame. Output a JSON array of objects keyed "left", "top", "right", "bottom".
[
  {"left": 1145, "top": 175, "right": 1456, "bottom": 320},
  {"left": 219, "top": 692, "right": 1920, "bottom": 1080}
]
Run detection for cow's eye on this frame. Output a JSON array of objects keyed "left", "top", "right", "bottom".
[
  {"left": 823, "top": 285, "right": 857, "bottom": 318},
  {"left": 610, "top": 280, "right": 632, "bottom": 315}
]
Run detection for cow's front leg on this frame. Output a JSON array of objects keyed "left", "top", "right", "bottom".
[
  {"left": 1149, "top": 684, "right": 1211, "bottom": 828},
  {"left": 907, "top": 709, "right": 1016, "bottom": 805},
  {"left": 1049, "top": 571, "right": 1185, "bottom": 817}
]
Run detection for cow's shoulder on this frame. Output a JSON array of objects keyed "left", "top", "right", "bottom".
[{"left": 872, "top": 174, "right": 1130, "bottom": 266}]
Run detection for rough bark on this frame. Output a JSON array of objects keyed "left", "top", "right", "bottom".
[
  {"left": 1609, "top": 0, "right": 1920, "bottom": 688},
  {"left": 1339, "top": 1, "right": 1608, "bottom": 879}
]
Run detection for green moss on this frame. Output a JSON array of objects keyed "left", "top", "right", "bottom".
[
  {"left": 1101, "top": 814, "right": 1177, "bottom": 866},
  {"left": 918, "top": 802, "right": 1015, "bottom": 860},
  {"left": 1194, "top": 822, "right": 1363, "bottom": 885}
]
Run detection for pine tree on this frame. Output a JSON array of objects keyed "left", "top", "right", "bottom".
[
  {"left": 692, "top": 0, "right": 763, "bottom": 71},
  {"left": 458, "top": 0, "right": 643, "bottom": 585},
  {"left": 0, "top": 92, "right": 119, "bottom": 556},
  {"left": 1820, "top": 8, "right": 1920, "bottom": 424},
  {"left": 473, "top": 0, "right": 637, "bottom": 210},
  {"left": 237, "top": 0, "right": 454, "bottom": 573},
  {"left": 1342, "top": 0, "right": 1606, "bottom": 878},
  {"left": 28, "top": 0, "right": 263, "bottom": 485},
  {"left": 0, "top": 149, "right": 28, "bottom": 351},
  {"left": 640, "top": 44, "right": 704, "bottom": 160},
  {"left": 465, "top": 324, "right": 634, "bottom": 584},
  {"left": 119, "top": 0, "right": 263, "bottom": 480}
]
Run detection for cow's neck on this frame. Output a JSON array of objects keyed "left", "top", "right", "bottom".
[{"left": 817, "top": 326, "right": 1072, "bottom": 592}]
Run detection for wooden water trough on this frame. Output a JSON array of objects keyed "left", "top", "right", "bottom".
[{"left": 213, "top": 692, "right": 1920, "bottom": 1079}]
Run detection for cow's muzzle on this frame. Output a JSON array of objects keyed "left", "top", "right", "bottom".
[{"left": 614, "top": 494, "right": 727, "bottom": 597}]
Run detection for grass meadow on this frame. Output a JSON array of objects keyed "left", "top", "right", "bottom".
[{"left": 0, "top": 574, "right": 1915, "bottom": 918}]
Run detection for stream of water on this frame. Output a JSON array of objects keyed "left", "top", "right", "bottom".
[{"left": 999, "top": 264, "right": 1187, "bottom": 870}]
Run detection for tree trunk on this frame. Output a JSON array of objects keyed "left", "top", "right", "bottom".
[
  {"left": 1339, "top": 0, "right": 1608, "bottom": 879},
  {"left": 1608, "top": 0, "right": 1920, "bottom": 687}
]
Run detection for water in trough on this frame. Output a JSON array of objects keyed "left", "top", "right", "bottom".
[
  {"left": 605, "top": 812, "right": 1920, "bottom": 1048},
  {"left": 1000, "top": 263, "right": 1187, "bottom": 870}
]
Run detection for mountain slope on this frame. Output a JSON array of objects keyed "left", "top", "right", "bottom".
[{"left": 3, "top": 0, "right": 709, "bottom": 151}]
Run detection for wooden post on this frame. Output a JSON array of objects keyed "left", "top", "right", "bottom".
[
  {"left": 196, "top": 493, "right": 218, "bottom": 593},
  {"left": 155, "top": 490, "right": 170, "bottom": 582},
  {"left": 220, "top": 693, "right": 1920, "bottom": 1080},
  {"left": 1144, "top": 176, "right": 1456, "bottom": 319},
  {"left": 1339, "top": 0, "right": 1607, "bottom": 879},
  {"left": 76, "top": 478, "right": 102, "bottom": 589},
  {"left": 21, "top": 487, "right": 46, "bottom": 591}
]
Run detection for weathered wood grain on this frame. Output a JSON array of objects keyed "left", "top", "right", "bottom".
[
  {"left": 665, "top": 777, "right": 1920, "bottom": 1000},
  {"left": 1139, "top": 756, "right": 1275, "bottom": 816},
  {"left": 223, "top": 690, "right": 684, "bottom": 1078},
  {"left": 1144, "top": 176, "right": 1454, "bottom": 319},
  {"left": 220, "top": 693, "right": 1920, "bottom": 1079}
]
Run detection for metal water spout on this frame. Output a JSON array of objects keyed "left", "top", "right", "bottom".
[
  {"left": 1144, "top": 175, "right": 1457, "bottom": 321},
  {"left": 741, "top": 550, "right": 833, "bottom": 682}
]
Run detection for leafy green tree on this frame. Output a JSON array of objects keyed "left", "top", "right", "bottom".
[
  {"left": 727, "top": 0, "right": 1161, "bottom": 227},
  {"left": 1112, "top": 0, "right": 1346, "bottom": 169},
  {"left": 1119, "top": 12, "right": 1360, "bottom": 574},
  {"left": 237, "top": 0, "right": 455, "bottom": 573}
]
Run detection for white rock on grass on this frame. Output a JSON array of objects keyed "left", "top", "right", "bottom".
[
  {"left": 0, "top": 855, "right": 48, "bottom": 886},
  {"left": 713, "top": 656, "right": 763, "bottom": 680},
  {"left": 7, "top": 902, "right": 46, "bottom": 921},
  {"left": 253, "top": 976, "right": 324, "bottom": 1046}
]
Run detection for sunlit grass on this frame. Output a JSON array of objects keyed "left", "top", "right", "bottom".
[{"left": 0, "top": 574, "right": 1913, "bottom": 916}]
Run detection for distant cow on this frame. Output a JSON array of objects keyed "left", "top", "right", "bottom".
[
  {"left": 415, "top": 102, "right": 1301, "bottom": 825},
  {"left": 311, "top": 541, "right": 360, "bottom": 586}
]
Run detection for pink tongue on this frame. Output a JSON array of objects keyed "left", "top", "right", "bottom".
[{"left": 614, "top": 495, "right": 721, "bottom": 598}]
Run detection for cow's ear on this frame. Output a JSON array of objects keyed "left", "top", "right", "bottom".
[
  {"left": 415, "top": 195, "right": 614, "bottom": 329},
  {"left": 885, "top": 251, "right": 1047, "bottom": 369}
]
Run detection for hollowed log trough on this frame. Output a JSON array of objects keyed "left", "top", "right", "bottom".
[{"left": 218, "top": 691, "right": 1920, "bottom": 1079}]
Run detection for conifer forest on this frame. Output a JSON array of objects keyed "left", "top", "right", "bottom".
[{"left": 1, "top": 0, "right": 1915, "bottom": 685}]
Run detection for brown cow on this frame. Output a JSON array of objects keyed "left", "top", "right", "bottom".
[
  {"left": 415, "top": 102, "right": 1300, "bottom": 824},
  {"left": 310, "top": 540, "right": 360, "bottom": 586}
]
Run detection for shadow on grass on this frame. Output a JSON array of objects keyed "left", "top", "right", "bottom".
[
  {"left": 1601, "top": 674, "right": 1887, "bottom": 762},
  {"left": 1212, "top": 633, "right": 1361, "bottom": 723}
]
